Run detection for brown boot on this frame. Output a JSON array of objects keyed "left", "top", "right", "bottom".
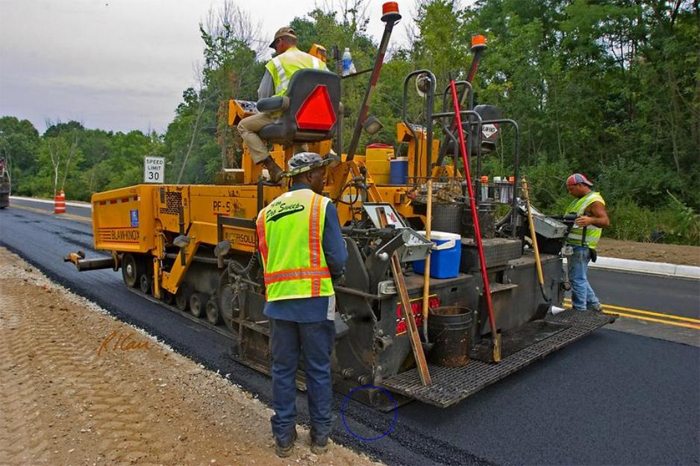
[{"left": 262, "top": 157, "right": 284, "bottom": 183}]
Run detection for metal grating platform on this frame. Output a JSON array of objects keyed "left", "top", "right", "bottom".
[{"left": 381, "top": 310, "right": 614, "bottom": 408}]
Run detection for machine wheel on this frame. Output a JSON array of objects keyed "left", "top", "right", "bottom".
[
  {"left": 121, "top": 254, "right": 143, "bottom": 288},
  {"left": 206, "top": 299, "right": 221, "bottom": 325},
  {"left": 190, "top": 293, "right": 207, "bottom": 318},
  {"left": 139, "top": 274, "right": 152, "bottom": 294},
  {"left": 218, "top": 283, "right": 242, "bottom": 332},
  {"left": 175, "top": 285, "right": 191, "bottom": 311}
]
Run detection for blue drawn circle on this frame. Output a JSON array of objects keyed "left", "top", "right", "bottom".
[{"left": 340, "top": 384, "right": 398, "bottom": 442}]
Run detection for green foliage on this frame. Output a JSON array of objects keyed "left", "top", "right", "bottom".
[
  {"left": 607, "top": 194, "right": 700, "bottom": 245},
  {"left": 0, "top": 116, "right": 40, "bottom": 195}
]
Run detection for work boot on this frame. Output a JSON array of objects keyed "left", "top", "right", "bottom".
[
  {"left": 262, "top": 157, "right": 284, "bottom": 183},
  {"left": 274, "top": 429, "right": 297, "bottom": 458},
  {"left": 310, "top": 429, "right": 329, "bottom": 455},
  {"left": 310, "top": 436, "right": 328, "bottom": 455},
  {"left": 588, "top": 303, "right": 603, "bottom": 313}
]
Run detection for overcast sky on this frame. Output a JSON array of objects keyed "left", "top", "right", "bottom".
[{"left": 0, "top": 0, "right": 414, "bottom": 134}]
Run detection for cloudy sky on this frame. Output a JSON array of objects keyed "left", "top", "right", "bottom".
[{"left": 0, "top": 0, "right": 413, "bottom": 134}]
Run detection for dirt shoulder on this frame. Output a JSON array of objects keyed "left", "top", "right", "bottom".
[
  {"left": 0, "top": 247, "right": 381, "bottom": 466},
  {"left": 596, "top": 238, "right": 700, "bottom": 267}
]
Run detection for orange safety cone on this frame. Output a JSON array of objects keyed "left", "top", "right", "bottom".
[{"left": 54, "top": 190, "right": 66, "bottom": 214}]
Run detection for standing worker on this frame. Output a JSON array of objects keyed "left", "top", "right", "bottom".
[
  {"left": 238, "top": 27, "right": 327, "bottom": 183},
  {"left": 256, "top": 152, "right": 348, "bottom": 457},
  {"left": 564, "top": 173, "right": 610, "bottom": 312}
]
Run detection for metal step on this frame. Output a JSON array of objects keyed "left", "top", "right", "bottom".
[{"left": 381, "top": 310, "right": 614, "bottom": 408}]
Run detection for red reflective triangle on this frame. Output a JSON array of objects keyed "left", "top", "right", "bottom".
[{"left": 295, "top": 85, "right": 336, "bottom": 131}]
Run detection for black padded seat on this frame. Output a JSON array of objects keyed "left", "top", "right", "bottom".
[{"left": 258, "top": 69, "right": 340, "bottom": 146}]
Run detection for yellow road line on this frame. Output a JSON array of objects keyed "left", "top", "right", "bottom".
[
  {"left": 602, "top": 303, "right": 700, "bottom": 324},
  {"left": 564, "top": 298, "right": 700, "bottom": 330},
  {"left": 606, "top": 311, "right": 700, "bottom": 330},
  {"left": 563, "top": 298, "right": 700, "bottom": 323},
  {"left": 563, "top": 298, "right": 700, "bottom": 328}
]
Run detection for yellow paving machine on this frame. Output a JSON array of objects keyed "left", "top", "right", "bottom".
[{"left": 66, "top": 3, "right": 612, "bottom": 409}]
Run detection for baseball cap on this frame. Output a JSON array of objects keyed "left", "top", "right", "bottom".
[
  {"left": 566, "top": 173, "right": 593, "bottom": 187},
  {"left": 270, "top": 27, "right": 297, "bottom": 49}
]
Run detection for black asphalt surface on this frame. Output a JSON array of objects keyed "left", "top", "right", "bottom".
[{"left": 1, "top": 205, "right": 699, "bottom": 465}]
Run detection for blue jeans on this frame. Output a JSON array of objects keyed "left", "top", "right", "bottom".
[
  {"left": 269, "top": 318, "right": 335, "bottom": 444},
  {"left": 568, "top": 246, "right": 600, "bottom": 311}
]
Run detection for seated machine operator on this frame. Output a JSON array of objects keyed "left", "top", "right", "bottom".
[{"left": 237, "top": 27, "right": 327, "bottom": 183}]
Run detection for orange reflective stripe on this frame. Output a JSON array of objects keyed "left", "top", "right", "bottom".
[
  {"left": 308, "top": 194, "right": 324, "bottom": 296},
  {"left": 309, "top": 194, "right": 322, "bottom": 267},
  {"left": 264, "top": 267, "right": 331, "bottom": 284},
  {"left": 256, "top": 214, "right": 268, "bottom": 263}
]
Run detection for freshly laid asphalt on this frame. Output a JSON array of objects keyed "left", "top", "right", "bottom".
[{"left": 1, "top": 205, "right": 699, "bottom": 465}]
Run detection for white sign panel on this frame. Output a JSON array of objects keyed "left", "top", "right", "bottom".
[
  {"left": 144, "top": 156, "right": 165, "bottom": 184},
  {"left": 481, "top": 124, "right": 498, "bottom": 139}
]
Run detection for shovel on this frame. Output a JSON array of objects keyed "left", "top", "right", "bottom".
[{"left": 521, "top": 178, "right": 552, "bottom": 318}]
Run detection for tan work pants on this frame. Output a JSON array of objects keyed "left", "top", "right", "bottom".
[{"left": 237, "top": 112, "right": 277, "bottom": 164}]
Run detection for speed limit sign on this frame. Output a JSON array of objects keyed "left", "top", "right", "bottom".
[{"left": 144, "top": 156, "right": 165, "bottom": 184}]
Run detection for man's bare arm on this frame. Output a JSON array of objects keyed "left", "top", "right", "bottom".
[{"left": 575, "top": 201, "right": 610, "bottom": 228}]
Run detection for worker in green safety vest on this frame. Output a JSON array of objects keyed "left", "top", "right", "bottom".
[
  {"left": 564, "top": 173, "right": 610, "bottom": 312},
  {"left": 256, "top": 152, "right": 347, "bottom": 458},
  {"left": 238, "top": 26, "right": 327, "bottom": 183}
]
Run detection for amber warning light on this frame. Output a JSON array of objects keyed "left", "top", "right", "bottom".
[
  {"left": 381, "top": 2, "right": 401, "bottom": 22},
  {"left": 471, "top": 34, "right": 487, "bottom": 49}
]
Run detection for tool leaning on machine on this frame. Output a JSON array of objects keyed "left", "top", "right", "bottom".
[{"left": 65, "top": 2, "right": 614, "bottom": 410}]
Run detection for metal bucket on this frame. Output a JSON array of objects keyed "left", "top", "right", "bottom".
[{"left": 428, "top": 306, "right": 473, "bottom": 367}]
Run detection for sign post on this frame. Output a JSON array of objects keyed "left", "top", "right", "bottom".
[{"left": 144, "top": 156, "right": 165, "bottom": 184}]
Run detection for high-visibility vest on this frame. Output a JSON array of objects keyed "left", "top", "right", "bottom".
[
  {"left": 265, "top": 47, "right": 326, "bottom": 97},
  {"left": 256, "top": 189, "right": 334, "bottom": 301},
  {"left": 565, "top": 191, "right": 605, "bottom": 249}
]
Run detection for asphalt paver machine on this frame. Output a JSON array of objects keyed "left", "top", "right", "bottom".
[{"left": 67, "top": 2, "right": 613, "bottom": 409}]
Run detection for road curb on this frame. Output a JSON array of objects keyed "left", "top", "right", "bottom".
[{"left": 591, "top": 256, "right": 700, "bottom": 280}]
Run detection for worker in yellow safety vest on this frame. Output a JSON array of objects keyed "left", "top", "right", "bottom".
[
  {"left": 256, "top": 152, "right": 347, "bottom": 458},
  {"left": 238, "top": 27, "right": 327, "bottom": 183},
  {"left": 564, "top": 173, "right": 610, "bottom": 312}
]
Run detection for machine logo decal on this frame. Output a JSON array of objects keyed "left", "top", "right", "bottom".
[
  {"left": 130, "top": 209, "right": 139, "bottom": 227},
  {"left": 266, "top": 201, "right": 304, "bottom": 222},
  {"left": 99, "top": 228, "right": 140, "bottom": 243}
]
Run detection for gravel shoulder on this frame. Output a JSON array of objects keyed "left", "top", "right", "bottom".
[
  {"left": 597, "top": 238, "right": 700, "bottom": 267},
  {"left": 0, "top": 247, "right": 381, "bottom": 465}
]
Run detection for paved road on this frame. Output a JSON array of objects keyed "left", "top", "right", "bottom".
[
  {"left": 591, "top": 269, "right": 699, "bottom": 319},
  {"left": 1, "top": 205, "right": 698, "bottom": 465}
]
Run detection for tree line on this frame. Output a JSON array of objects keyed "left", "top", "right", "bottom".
[{"left": 0, "top": 0, "right": 697, "bottom": 244}]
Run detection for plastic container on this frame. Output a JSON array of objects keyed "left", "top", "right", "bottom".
[
  {"left": 342, "top": 48, "right": 356, "bottom": 76},
  {"left": 365, "top": 144, "right": 392, "bottom": 184},
  {"left": 389, "top": 157, "right": 408, "bottom": 184},
  {"left": 428, "top": 306, "right": 473, "bottom": 367},
  {"left": 412, "top": 230, "right": 461, "bottom": 278}
]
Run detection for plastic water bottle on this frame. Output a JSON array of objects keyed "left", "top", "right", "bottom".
[{"left": 342, "top": 48, "right": 356, "bottom": 76}]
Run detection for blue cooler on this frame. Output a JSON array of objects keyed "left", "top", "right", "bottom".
[{"left": 412, "top": 231, "right": 461, "bottom": 279}]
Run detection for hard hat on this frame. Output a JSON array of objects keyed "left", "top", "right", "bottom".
[
  {"left": 566, "top": 173, "right": 593, "bottom": 187},
  {"left": 287, "top": 152, "right": 330, "bottom": 176},
  {"left": 270, "top": 27, "right": 297, "bottom": 49}
]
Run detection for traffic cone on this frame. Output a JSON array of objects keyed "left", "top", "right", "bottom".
[{"left": 54, "top": 190, "right": 66, "bottom": 214}]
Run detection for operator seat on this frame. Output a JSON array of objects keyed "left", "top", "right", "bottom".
[{"left": 256, "top": 69, "right": 341, "bottom": 147}]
